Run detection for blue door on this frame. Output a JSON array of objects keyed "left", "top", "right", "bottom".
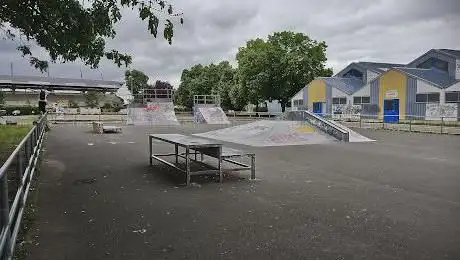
[
  {"left": 313, "top": 102, "right": 322, "bottom": 116},
  {"left": 384, "top": 99, "right": 399, "bottom": 123}
]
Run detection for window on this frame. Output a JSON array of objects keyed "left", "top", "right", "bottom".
[
  {"left": 417, "top": 57, "right": 448, "bottom": 73},
  {"left": 353, "top": 96, "right": 370, "bottom": 104},
  {"left": 445, "top": 91, "right": 460, "bottom": 103},
  {"left": 343, "top": 69, "right": 363, "bottom": 81},
  {"left": 292, "top": 99, "right": 303, "bottom": 106},
  {"left": 415, "top": 93, "right": 440, "bottom": 103},
  {"left": 332, "top": 97, "right": 347, "bottom": 105}
]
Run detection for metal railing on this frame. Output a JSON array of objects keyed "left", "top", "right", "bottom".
[
  {"left": 193, "top": 95, "right": 221, "bottom": 106},
  {"left": 0, "top": 113, "right": 47, "bottom": 259},
  {"left": 281, "top": 110, "right": 350, "bottom": 142},
  {"left": 324, "top": 113, "right": 460, "bottom": 135}
]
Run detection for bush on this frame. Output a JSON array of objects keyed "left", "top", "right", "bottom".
[{"left": 1, "top": 106, "right": 41, "bottom": 115}]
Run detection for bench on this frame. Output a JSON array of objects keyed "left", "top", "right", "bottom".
[
  {"left": 149, "top": 134, "right": 255, "bottom": 186},
  {"left": 92, "top": 121, "right": 122, "bottom": 134}
]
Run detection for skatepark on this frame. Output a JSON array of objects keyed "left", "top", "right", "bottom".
[
  {"left": 24, "top": 113, "right": 460, "bottom": 259},
  {"left": 3, "top": 85, "right": 460, "bottom": 259}
]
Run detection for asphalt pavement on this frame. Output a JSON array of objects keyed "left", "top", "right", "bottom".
[{"left": 27, "top": 123, "right": 460, "bottom": 259}]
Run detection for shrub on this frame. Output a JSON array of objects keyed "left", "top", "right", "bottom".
[{"left": 2, "top": 106, "right": 41, "bottom": 115}]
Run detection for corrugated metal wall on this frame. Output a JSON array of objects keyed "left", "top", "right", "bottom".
[
  {"left": 370, "top": 80, "right": 379, "bottom": 104},
  {"left": 325, "top": 84, "right": 332, "bottom": 115},
  {"left": 405, "top": 77, "right": 426, "bottom": 119},
  {"left": 303, "top": 87, "right": 308, "bottom": 110}
]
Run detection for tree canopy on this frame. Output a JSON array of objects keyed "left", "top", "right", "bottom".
[
  {"left": 0, "top": 0, "right": 183, "bottom": 72},
  {"left": 236, "top": 31, "right": 333, "bottom": 111},
  {"left": 175, "top": 61, "right": 239, "bottom": 110},
  {"left": 125, "top": 69, "right": 149, "bottom": 95}
]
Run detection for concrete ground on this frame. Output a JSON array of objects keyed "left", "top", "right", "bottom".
[{"left": 27, "top": 123, "right": 460, "bottom": 259}]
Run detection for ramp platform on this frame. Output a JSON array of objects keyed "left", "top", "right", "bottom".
[
  {"left": 127, "top": 88, "right": 179, "bottom": 126},
  {"left": 193, "top": 95, "right": 230, "bottom": 124},
  {"left": 194, "top": 120, "right": 335, "bottom": 147}
]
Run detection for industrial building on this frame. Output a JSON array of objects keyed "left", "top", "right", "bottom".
[{"left": 290, "top": 49, "right": 460, "bottom": 121}]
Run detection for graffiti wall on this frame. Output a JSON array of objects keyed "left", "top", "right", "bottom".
[
  {"left": 425, "top": 103, "right": 458, "bottom": 121},
  {"left": 332, "top": 104, "right": 362, "bottom": 119}
]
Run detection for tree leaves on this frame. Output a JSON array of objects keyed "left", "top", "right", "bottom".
[
  {"left": 17, "top": 45, "right": 32, "bottom": 56},
  {"left": 1, "top": 0, "right": 184, "bottom": 72},
  {"left": 237, "top": 31, "right": 333, "bottom": 111},
  {"left": 176, "top": 62, "right": 239, "bottom": 110},
  {"left": 124, "top": 69, "right": 149, "bottom": 95}
]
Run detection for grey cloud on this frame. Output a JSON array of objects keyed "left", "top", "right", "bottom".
[{"left": 1, "top": 0, "right": 459, "bottom": 87}]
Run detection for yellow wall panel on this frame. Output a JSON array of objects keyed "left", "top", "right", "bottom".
[
  {"left": 307, "top": 80, "right": 326, "bottom": 109},
  {"left": 378, "top": 70, "right": 407, "bottom": 119}
]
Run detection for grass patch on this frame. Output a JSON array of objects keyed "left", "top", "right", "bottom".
[{"left": 0, "top": 125, "right": 31, "bottom": 164}]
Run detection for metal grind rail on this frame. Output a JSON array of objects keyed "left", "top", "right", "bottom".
[
  {"left": 283, "top": 110, "right": 350, "bottom": 142},
  {"left": 0, "top": 113, "right": 47, "bottom": 259}
]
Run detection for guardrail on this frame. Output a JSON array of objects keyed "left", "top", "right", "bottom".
[
  {"left": 282, "top": 110, "right": 350, "bottom": 142},
  {"left": 0, "top": 113, "right": 47, "bottom": 259}
]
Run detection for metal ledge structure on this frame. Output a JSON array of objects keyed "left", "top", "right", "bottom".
[
  {"left": 193, "top": 95, "right": 221, "bottom": 107},
  {"left": 0, "top": 75, "right": 123, "bottom": 92},
  {"left": 283, "top": 110, "right": 350, "bottom": 142},
  {"left": 0, "top": 113, "right": 48, "bottom": 259},
  {"left": 92, "top": 122, "right": 122, "bottom": 134},
  {"left": 149, "top": 134, "right": 255, "bottom": 186}
]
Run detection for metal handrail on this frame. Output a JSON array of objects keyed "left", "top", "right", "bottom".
[
  {"left": 0, "top": 113, "right": 47, "bottom": 259},
  {"left": 282, "top": 110, "right": 350, "bottom": 142}
]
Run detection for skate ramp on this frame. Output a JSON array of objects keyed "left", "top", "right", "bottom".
[
  {"left": 194, "top": 120, "right": 335, "bottom": 147},
  {"left": 194, "top": 107, "right": 230, "bottom": 124},
  {"left": 327, "top": 120, "right": 375, "bottom": 142},
  {"left": 127, "top": 102, "right": 179, "bottom": 126}
]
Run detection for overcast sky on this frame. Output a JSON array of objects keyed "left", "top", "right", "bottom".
[{"left": 1, "top": 0, "right": 459, "bottom": 87}]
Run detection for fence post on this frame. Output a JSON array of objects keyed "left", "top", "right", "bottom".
[
  {"left": 0, "top": 175, "right": 12, "bottom": 259},
  {"left": 440, "top": 117, "right": 444, "bottom": 134},
  {"left": 409, "top": 117, "right": 412, "bottom": 132},
  {"left": 359, "top": 114, "right": 362, "bottom": 128}
]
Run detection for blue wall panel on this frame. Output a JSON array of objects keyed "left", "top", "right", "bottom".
[
  {"left": 370, "top": 80, "right": 379, "bottom": 104},
  {"left": 303, "top": 86, "right": 309, "bottom": 111},
  {"left": 325, "top": 84, "right": 332, "bottom": 115}
]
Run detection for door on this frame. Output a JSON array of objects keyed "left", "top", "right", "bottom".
[
  {"left": 313, "top": 102, "right": 322, "bottom": 116},
  {"left": 384, "top": 99, "right": 399, "bottom": 123}
]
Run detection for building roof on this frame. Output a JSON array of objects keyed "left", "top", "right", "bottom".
[
  {"left": 437, "top": 49, "right": 460, "bottom": 58},
  {"left": 355, "top": 62, "right": 406, "bottom": 73},
  {"left": 321, "top": 77, "right": 364, "bottom": 95},
  {"left": 0, "top": 75, "right": 123, "bottom": 91},
  {"left": 393, "top": 67, "right": 458, "bottom": 88}
]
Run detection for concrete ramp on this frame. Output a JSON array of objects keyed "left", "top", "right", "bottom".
[
  {"left": 195, "top": 120, "right": 335, "bottom": 147},
  {"left": 127, "top": 102, "right": 179, "bottom": 126},
  {"left": 328, "top": 120, "right": 375, "bottom": 142},
  {"left": 194, "top": 107, "right": 230, "bottom": 124}
]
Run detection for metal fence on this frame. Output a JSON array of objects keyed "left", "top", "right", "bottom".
[
  {"left": 0, "top": 113, "right": 47, "bottom": 259},
  {"left": 326, "top": 114, "right": 460, "bottom": 135}
]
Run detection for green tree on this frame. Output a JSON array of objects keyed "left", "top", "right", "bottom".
[
  {"left": 176, "top": 61, "right": 238, "bottom": 110},
  {"left": 236, "top": 39, "right": 273, "bottom": 111},
  {"left": 236, "top": 31, "right": 333, "bottom": 111},
  {"left": 1, "top": 0, "right": 184, "bottom": 72},
  {"left": 125, "top": 69, "right": 149, "bottom": 96},
  {"left": 84, "top": 91, "right": 102, "bottom": 108}
]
